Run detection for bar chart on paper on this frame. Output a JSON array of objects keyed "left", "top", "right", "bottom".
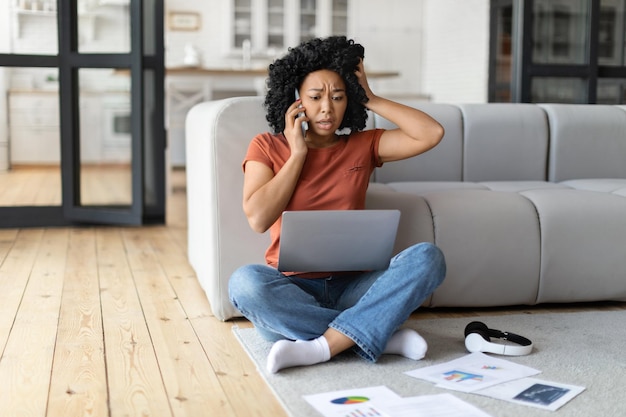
[{"left": 338, "top": 405, "right": 385, "bottom": 417}]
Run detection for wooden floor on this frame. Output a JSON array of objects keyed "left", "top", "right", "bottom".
[
  {"left": 0, "top": 165, "right": 132, "bottom": 206},
  {"left": 0, "top": 168, "right": 624, "bottom": 417}
]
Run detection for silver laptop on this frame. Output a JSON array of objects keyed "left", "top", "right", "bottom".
[{"left": 277, "top": 210, "right": 401, "bottom": 272}]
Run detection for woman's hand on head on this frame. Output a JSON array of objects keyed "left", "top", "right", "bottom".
[{"left": 355, "top": 58, "right": 374, "bottom": 103}]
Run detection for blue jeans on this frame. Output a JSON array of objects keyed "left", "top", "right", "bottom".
[{"left": 228, "top": 242, "right": 446, "bottom": 362}]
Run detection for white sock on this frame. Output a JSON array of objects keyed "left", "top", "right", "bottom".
[
  {"left": 383, "top": 328, "right": 428, "bottom": 360},
  {"left": 266, "top": 336, "right": 331, "bottom": 374}
]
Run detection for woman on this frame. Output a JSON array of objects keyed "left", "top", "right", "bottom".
[{"left": 229, "top": 36, "right": 446, "bottom": 373}]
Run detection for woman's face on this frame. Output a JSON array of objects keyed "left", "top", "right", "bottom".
[{"left": 298, "top": 69, "right": 348, "bottom": 138}]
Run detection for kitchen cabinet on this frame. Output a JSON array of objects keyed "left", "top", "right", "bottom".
[
  {"left": 227, "top": 0, "right": 349, "bottom": 56},
  {"left": 10, "top": 0, "right": 124, "bottom": 43},
  {"left": 8, "top": 91, "right": 60, "bottom": 164},
  {"left": 8, "top": 91, "right": 131, "bottom": 165},
  {"left": 11, "top": 0, "right": 58, "bottom": 41}
]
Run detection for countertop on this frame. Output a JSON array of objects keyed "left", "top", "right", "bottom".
[{"left": 165, "top": 66, "right": 400, "bottom": 78}]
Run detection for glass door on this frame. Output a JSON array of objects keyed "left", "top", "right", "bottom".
[
  {"left": 490, "top": 0, "right": 626, "bottom": 104},
  {"left": 0, "top": 0, "right": 165, "bottom": 227},
  {"left": 0, "top": 0, "right": 62, "bottom": 223}
]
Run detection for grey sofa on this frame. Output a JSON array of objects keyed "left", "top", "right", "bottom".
[{"left": 186, "top": 96, "right": 626, "bottom": 321}]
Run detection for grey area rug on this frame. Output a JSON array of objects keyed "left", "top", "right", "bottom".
[{"left": 233, "top": 310, "right": 626, "bottom": 417}]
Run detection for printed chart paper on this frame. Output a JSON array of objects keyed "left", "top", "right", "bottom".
[
  {"left": 404, "top": 352, "right": 541, "bottom": 392},
  {"left": 303, "top": 385, "right": 399, "bottom": 417},
  {"left": 475, "top": 377, "right": 586, "bottom": 411},
  {"left": 303, "top": 386, "right": 495, "bottom": 417}
]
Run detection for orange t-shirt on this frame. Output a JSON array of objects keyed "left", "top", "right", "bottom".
[{"left": 243, "top": 129, "right": 385, "bottom": 274}]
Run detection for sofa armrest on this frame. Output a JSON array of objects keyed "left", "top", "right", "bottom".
[{"left": 186, "top": 97, "right": 270, "bottom": 321}]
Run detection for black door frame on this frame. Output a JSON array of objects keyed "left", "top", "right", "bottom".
[{"left": 0, "top": 0, "right": 165, "bottom": 227}]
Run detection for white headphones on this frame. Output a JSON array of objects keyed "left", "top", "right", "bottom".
[{"left": 464, "top": 321, "right": 533, "bottom": 356}]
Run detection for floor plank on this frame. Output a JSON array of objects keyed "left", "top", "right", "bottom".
[
  {"left": 97, "top": 228, "right": 173, "bottom": 417},
  {"left": 0, "top": 229, "right": 45, "bottom": 356},
  {"left": 0, "top": 229, "right": 67, "bottom": 416},
  {"left": 121, "top": 227, "right": 239, "bottom": 417},
  {"left": 47, "top": 229, "right": 108, "bottom": 417},
  {"left": 145, "top": 226, "right": 288, "bottom": 416}
]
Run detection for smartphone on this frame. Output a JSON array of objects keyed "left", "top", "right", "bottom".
[{"left": 294, "top": 89, "right": 308, "bottom": 137}]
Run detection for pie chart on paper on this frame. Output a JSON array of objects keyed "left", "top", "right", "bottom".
[{"left": 331, "top": 396, "right": 370, "bottom": 404}]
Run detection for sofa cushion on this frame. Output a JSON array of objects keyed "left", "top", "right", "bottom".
[
  {"left": 386, "top": 181, "right": 487, "bottom": 195},
  {"left": 560, "top": 178, "right": 626, "bottom": 194},
  {"left": 423, "top": 189, "right": 541, "bottom": 307},
  {"left": 479, "top": 181, "right": 571, "bottom": 193},
  {"left": 459, "top": 103, "right": 549, "bottom": 182},
  {"left": 373, "top": 102, "right": 463, "bottom": 182},
  {"left": 522, "top": 189, "right": 626, "bottom": 303},
  {"left": 541, "top": 104, "right": 626, "bottom": 182},
  {"left": 365, "top": 186, "right": 435, "bottom": 255}
]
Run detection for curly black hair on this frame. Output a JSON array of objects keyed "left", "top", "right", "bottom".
[{"left": 264, "top": 36, "right": 369, "bottom": 134}]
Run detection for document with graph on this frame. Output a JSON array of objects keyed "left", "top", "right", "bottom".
[
  {"left": 404, "top": 352, "right": 541, "bottom": 393},
  {"left": 303, "top": 386, "right": 493, "bottom": 417},
  {"left": 475, "top": 377, "right": 585, "bottom": 411}
]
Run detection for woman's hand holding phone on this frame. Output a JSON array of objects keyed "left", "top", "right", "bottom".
[
  {"left": 294, "top": 89, "right": 309, "bottom": 138},
  {"left": 284, "top": 91, "right": 309, "bottom": 157}
]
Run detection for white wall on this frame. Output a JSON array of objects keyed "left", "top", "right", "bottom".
[
  {"left": 422, "top": 0, "right": 490, "bottom": 103},
  {"left": 164, "top": 0, "right": 232, "bottom": 68},
  {"left": 350, "top": 0, "right": 425, "bottom": 98}
]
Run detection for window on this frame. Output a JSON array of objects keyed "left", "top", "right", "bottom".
[{"left": 489, "top": 0, "right": 626, "bottom": 104}]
